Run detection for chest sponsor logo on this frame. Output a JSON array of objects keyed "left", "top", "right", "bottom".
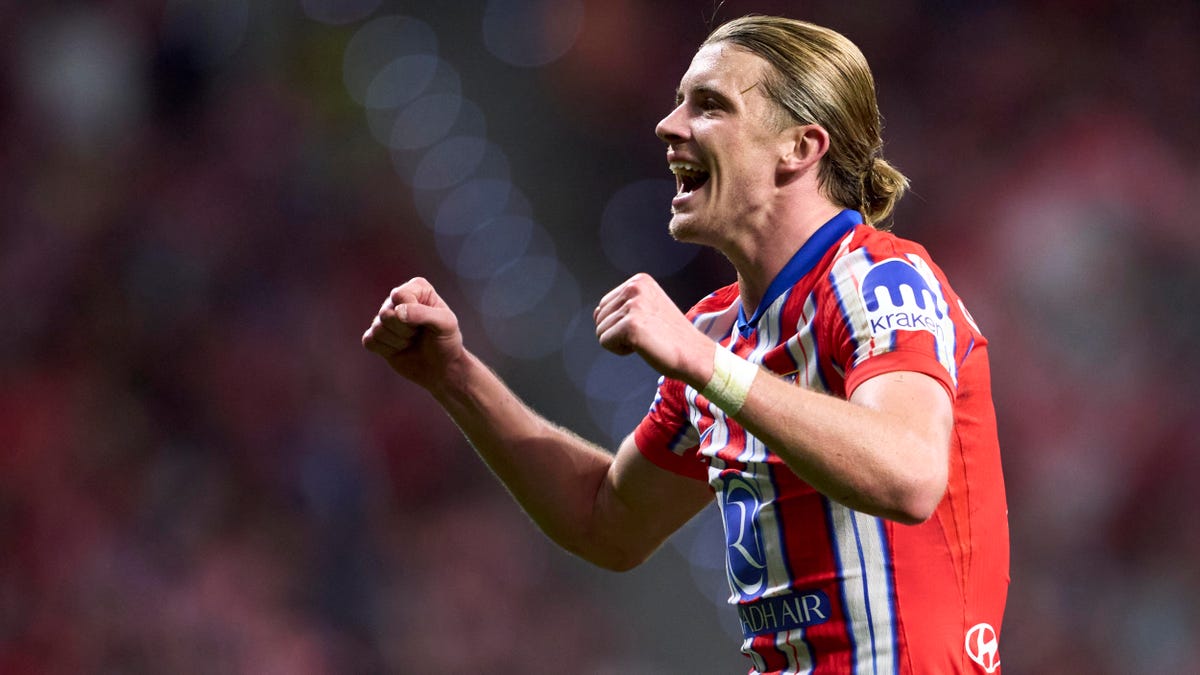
[
  {"left": 737, "top": 590, "right": 831, "bottom": 638},
  {"left": 719, "top": 473, "right": 768, "bottom": 599},
  {"left": 859, "top": 258, "right": 947, "bottom": 339},
  {"left": 965, "top": 622, "right": 1000, "bottom": 673}
]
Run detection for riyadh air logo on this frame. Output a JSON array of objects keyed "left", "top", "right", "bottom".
[
  {"left": 965, "top": 623, "right": 1000, "bottom": 673},
  {"left": 859, "top": 258, "right": 947, "bottom": 339},
  {"left": 719, "top": 473, "right": 768, "bottom": 599}
]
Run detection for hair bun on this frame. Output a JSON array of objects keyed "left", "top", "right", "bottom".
[{"left": 861, "top": 156, "right": 908, "bottom": 228}]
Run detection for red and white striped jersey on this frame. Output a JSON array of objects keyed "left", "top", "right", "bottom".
[{"left": 634, "top": 210, "right": 1009, "bottom": 674}]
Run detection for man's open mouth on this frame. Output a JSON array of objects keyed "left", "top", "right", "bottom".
[{"left": 670, "top": 161, "right": 711, "bottom": 195}]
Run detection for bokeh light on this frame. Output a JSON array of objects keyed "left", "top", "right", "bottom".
[
  {"left": 407, "top": 136, "right": 505, "bottom": 191},
  {"left": 431, "top": 178, "right": 533, "bottom": 234},
  {"left": 600, "top": 178, "right": 700, "bottom": 276},
  {"left": 343, "top": 15, "right": 438, "bottom": 106},
  {"left": 448, "top": 214, "right": 535, "bottom": 280},
  {"left": 482, "top": 0, "right": 585, "bottom": 67},
  {"left": 481, "top": 263, "right": 583, "bottom": 360},
  {"left": 363, "top": 53, "right": 447, "bottom": 110},
  {"left": 20, "top": 10, "right": 146, "bottom": 153}
]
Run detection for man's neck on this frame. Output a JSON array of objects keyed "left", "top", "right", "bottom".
[{"left": 729, "top": 200, "right": 846, "bottom": 317}]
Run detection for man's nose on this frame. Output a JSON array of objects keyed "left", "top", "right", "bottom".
[{"left": 655, "top": 104, "right": 688, "bottom": 144}]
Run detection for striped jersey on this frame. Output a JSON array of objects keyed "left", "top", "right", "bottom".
[{"left": 634, "top": 210, "right": 1009, "bottom": 674}]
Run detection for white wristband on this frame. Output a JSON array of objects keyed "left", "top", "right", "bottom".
[{"left": 701, "top": 347, "right": 758, "bottom": 415}]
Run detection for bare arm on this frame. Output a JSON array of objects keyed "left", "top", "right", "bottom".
[
  {"left": 363, "top": 278, "right": 712, "bottom": 570},
  {"left": 734, "top": 367, "right": 951, "bottom": 523},
  {"left": 595, "top": 273, "right": 951, "bottom": 524},
  {"left": 425, "top": 350, "right": 712, "bottom": 570}
]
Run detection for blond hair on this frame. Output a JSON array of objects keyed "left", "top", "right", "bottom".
[{"left": 704, "top": 15, "right": 908, "bottom": 227}]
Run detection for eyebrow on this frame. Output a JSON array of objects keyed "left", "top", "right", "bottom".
[{"left": 675, "top": 84, "right": 733, "bottom": 106}]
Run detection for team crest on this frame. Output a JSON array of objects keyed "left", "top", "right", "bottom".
[
  {"left": 965, "top": 622, "right": 1000, "bottom": 672},
  {"left": 718, "top": 472, "right": 768, "bottom": 599}
]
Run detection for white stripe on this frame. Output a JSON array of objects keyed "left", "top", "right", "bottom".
[
  {"left": 786, "top": 293, "right": 827, "bottom": 393},
  {"left": 777, "top": 629, "right": 813, "bottom": 674},
  {"left": 740, "top": 288, "right": 786, "bottom": 463},
  {"left": 828, "top": 502, "right": 896, "bottom": 674},
  {"left": 742, "top": 639, "right": 769, "bottom": 674},
  {"left": 744, "top": 457, "right": 792, "bottom": 599},
  {"left": 828, "top": 250, "right": 879, "bottom": 362},
  {"left": 693, "top": 304, "right": 739, "bottom": 342},
  {"left": 734, "top": 294, "right": 795, "bottom": 601},
  {"left": 904, "top": 253, "right": 957, "bottom": 385}
]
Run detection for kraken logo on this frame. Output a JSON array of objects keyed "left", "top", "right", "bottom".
[{"left": 859, "top": 258, "right": 949, "bottom": 338}]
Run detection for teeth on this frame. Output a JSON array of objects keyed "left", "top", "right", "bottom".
[
  {"left": 669, "top": 160, "right": 707, "bottom": 177},
  {"left": 670, "top": 160, "right": 709, "bottom": 196}
]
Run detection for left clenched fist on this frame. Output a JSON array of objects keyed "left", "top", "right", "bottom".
[{"left": 593, "top": 273, "right": 715, "bottom": 385}]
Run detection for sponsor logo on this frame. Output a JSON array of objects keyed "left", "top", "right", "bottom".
[
  {"left": 719, "top": 473, "right": 767, "bottom": 599},
  {"left": 965, "top": 622, "right": 1000, "bottom": 673},
  {"left": 860, "top": 259, "right": 947, "bottom": 339},
  {"left": 737, "top": 590, "right": 831, "bottom": 638}
]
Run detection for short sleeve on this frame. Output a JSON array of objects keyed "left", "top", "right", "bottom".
[
  {"left": 632, "top": 376, "right": 707, "bottom": 481},
  {"left": 825, "top": 246, "right": 960, "bottom": 401}
]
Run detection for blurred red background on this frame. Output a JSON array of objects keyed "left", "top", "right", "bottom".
[{"left": 2, "top": 1, "right": 1197, "bottom": 672}]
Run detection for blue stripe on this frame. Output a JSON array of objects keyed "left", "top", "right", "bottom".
[
  {"left": 829, "top": 273, "right": 860, "bottom": 377},
  {"left": 959, "top": 336, "right": 976, "bottom": 367},
  {"left": 875, "top": 518, "right": 900, "bottom": 675},
  {"left": 948, "top": 312, "right": 959, "bottom": 384},
  {"left": 668, "top": 417, "right": 691, "bottom": 453},
  {"left": 849, "top": 512, "right": 880, "bottom": 673}
]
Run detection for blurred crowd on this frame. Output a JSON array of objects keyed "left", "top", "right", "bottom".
[{"left": 1, "top": 1, "right": 1197, "bottom": 673}]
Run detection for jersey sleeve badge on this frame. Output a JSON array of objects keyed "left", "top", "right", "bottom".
[{"left": 858, "top": 257, "right": 950, "bottom": 340}]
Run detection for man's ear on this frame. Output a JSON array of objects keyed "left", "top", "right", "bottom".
[{"left": 779, "top": 124, "right": 830, "bottom": 175}]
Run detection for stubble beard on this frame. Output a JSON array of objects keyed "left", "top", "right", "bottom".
[{"left": 668, "top": 208, "right": 720, "bottom": 248}]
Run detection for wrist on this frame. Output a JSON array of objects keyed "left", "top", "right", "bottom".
[
  {"left": 700, "top": 347, "right": 758, "bottom": 415},
  {"left": 425, "top": 348, "right": 477, "bottom": 403}
]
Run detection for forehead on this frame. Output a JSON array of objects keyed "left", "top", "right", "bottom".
[{"left": 677, "top": 42, "right": 772, "bottom": 100}]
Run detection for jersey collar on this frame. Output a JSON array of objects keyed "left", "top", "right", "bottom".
[{"left": 736, "top": 208, "right": 862, "bottom": 338}]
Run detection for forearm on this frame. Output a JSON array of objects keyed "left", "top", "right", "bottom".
[
  {"left": 732, "top": 371, "right": 948, "bottom": 523},
  {"left": 425, "top": 350, "right": 631, "bottom": 566},
  {"left": 674, "top": 343, "right": 948, "bottom": 523}
]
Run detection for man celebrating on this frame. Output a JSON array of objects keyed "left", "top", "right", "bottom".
[{"left": 363, "top": 15, "right": 1008, "bottom": 674}]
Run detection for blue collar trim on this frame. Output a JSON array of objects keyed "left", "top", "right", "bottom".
[{"left": 736, "top": 209, "right": 862, "bottom": 337}]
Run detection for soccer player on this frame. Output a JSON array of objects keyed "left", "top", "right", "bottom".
[{"left": 363, "top": 15, "right": 1008, "bottom": 674}]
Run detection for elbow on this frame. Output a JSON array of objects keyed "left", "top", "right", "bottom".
[
  {"left": 890, "top": 466, "right": 948, "bottom": 525},
  {"left": 593, "top": 542, "right": 657, "bottom": 572},
  {"left": 834, "top": 459, "right": 947, "bottom": 525},
  {"left": 885, "top": 431, "right": 951, "bottom": 525},
  {"left": 567, "top": 539, "right": 652, "bottom": 573},
  {"left": 890, "top": 495, "right": 940, "bottom": 526},
  {"left": 595, "top": 554, "right": 646, "bottom": 573}
]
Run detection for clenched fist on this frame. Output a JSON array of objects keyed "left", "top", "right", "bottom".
[
  {"left": 593, "top": 273, "right": 715, "bottom": 385},
  {"left": 362, "top": 277, "right": 465, "bottom": 390}
]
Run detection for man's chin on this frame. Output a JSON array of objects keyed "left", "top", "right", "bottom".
[{"left": 667, "top": 213, "right": 701, "bottom": 243}]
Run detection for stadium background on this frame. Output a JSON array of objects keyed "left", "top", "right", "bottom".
[{"left": 2, "top": 0, "right": 1197, "bottom": 672}]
